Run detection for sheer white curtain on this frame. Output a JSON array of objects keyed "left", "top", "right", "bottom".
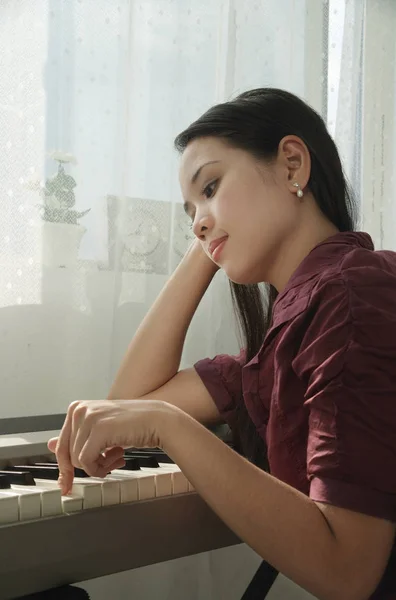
[
  {"left": 1, "top": 1, "right": 395, "bottom": 599},
  {"left": 330, "top": 0, "right": 396, "bottom": 249},
  {"left": 0, "top": 0, "right": 326, "bottom": 420}
]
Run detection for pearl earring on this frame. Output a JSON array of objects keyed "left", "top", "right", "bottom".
[{"left": 292, "top": 182, "right": 304, "bottom": 198}]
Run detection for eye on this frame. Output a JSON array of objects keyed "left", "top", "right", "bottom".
[{"left": 202, "top": 179, "right": 218, "bottom": 199}]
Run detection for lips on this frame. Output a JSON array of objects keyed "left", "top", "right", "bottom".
[{"left": 209, "top": 236, "right": 228, "bottom": 259}]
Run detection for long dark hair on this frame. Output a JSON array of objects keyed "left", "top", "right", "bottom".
[{"left": 174, "top": 88, "right": 358, "bottom": 469}]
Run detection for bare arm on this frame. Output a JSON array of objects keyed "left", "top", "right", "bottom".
[
  {"left": 161, "top": 410, "right": 395, "bottom": 600},
  {"left": 140, "top": 368, "right": 220, "bottom": 425},
  {"left": 108, "top": 241, "right": 220, "bottom": 423}
]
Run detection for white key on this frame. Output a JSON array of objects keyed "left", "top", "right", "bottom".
[
  {"left": 33, "top": 478, "right": 101, "bottom": 509},
  {"left": 11, "top": 483, "right": 62, "bottom": 517},
  {"left": 158, "top": 463, "right": 189, "bottom": 494},
  {"left": 141, "top": 466, "right": 172, "bottom": 497},
  {"left": 0, "top": 486, "right": 41, "bottom": 521},
  {"left": 0, "top": 491, "right": 19, "bottom": 524},
  {"left": 103, "top": 472, "right": 139, "bottom": 503},
  {"left": 37, "top": 475, "right": 119, "bottom": 507},
  {"left": 111, "top": 469, "right": 156, "bottom": 500},
  {"left": 61, "top": 494, "right": 83, "bottom": 513},
  {"left": 88, "top": 476, "right": 120, "bottom": 506},
  {"left": 26, "top": 463, "right": 119, "bottom": 505}
]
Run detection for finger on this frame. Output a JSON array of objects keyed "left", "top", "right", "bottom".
[
  {"left": 70, "top": 405, "right": 87, "bottom": 468},
  {"left": 47, "top": 437, "right": 58, "bottom": 453},
  {"left": 71, "top": 416, "right": 95, "bottom": 473},
  {"left": 91, "top": 457, "right": 126, "bottom": 479},
  {"left": 100, "top": 446, "right": 124, "bottom": 466},
  {"left": 107, "top": 457, "right": 126, "bottom": 471},
  {"left": 78, "top": 422, "right": 108, "bottom": 477},
  {"left": 102, "top": 456, "right": 126, "bottom": 473},
  {"left": 56, "top": 403, "right": 78, "bottom": 495}
]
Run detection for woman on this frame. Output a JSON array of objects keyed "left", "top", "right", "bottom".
[{"left": 49, "top": 89, "right": 396, "bottom": 599}]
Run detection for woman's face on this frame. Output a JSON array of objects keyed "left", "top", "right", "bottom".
[{"left": 179, "top": 136, "right": 305, "bottom": 285}]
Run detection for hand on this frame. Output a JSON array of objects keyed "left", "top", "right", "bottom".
[
  {"left": 47, "top": 399, "right": 176, "bottom": 495},
  {"left": 187, "top": 238, "right": 220, "bottom": 273}
]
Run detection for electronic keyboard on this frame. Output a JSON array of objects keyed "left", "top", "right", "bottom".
[{"left": 0, "top": 429, "right": 240, "bottom": 599}]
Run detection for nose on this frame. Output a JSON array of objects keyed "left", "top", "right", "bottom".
[{"left": 192, "top": 210, "right": 214, "bottom": 240}]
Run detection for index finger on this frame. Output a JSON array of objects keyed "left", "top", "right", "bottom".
[{"left": 55, "top": 404, "right": 76, "bottom": 495}]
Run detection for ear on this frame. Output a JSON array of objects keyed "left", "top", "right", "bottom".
[{"left": 277, "top": 135, "right": 311, "bottom": 194}]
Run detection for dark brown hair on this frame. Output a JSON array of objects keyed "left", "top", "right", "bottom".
[{"left": 175, "top": 88, "right": 357, "bottom": 469}]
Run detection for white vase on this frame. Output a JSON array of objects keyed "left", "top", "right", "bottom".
[{"left": 41, "top": 221, "right": 86, "bottom": 267}]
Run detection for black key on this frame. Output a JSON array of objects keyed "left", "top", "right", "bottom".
[
  {"left": 0, "top": 470, "right": 36, "bottom": 486},
  {"left": 126, "top": 447, "right": 163, "bottom": 454},
  {"left": 148, "top": 452, "right": 173, "bottom": 464},
  {"left": 118, "top": 457, "right": 140, "bottom": 471},
  {"left": 11, "top": 465, "right": 59, "bottom": 480},
  {"left": 127, "top": 449, "right": 174, "bottom": 464},
  {"left": 125, "top": 447, "right": 161, "bottom": 454},
  {"left": 128, "top": 449, "right": 174, "bottom": 464},
  {"left": 33, "top": 463, "right": 89, "bottom": 478},
  {"left": 0, "top": 474, "right": 11, "bottom": 489},
  {"left": 123, "top": 453, "right": 159, "bottom": 468}
]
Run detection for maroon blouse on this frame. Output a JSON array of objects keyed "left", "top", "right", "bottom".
[{"left": 195, "top": 232, "right": 396, "bottom": 599}]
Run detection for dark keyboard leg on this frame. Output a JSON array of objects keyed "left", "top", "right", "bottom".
[{"left": 241, "top": 561, "right": 278, "bottom": 599}]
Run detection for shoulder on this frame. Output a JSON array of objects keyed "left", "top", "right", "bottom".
[
  {"left": 311, "top": 246, "right": 396, "bottom": 317},
  {"left": 292, "top": 247, "right": 396, "bottom": 385}
]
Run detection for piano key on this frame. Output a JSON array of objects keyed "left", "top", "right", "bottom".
[
  {"left": 0, "top": 473, "right": 11, "bottom": 488},
  {"left": 33, "top": 478, "right": 102, "bottom": 510},
  {"left": 37, "top": 462, "right": 141, "bottom": 504},
  {"left": 119, "top": 457, "right": 140, "bottom": 471},
  {"left": 32, "top": 463, "right": 120, "bottom": 506},
  {"left": 158, "top": 463, "right": 189, "bottom": 494},
  {"left": 0, "top": 470, "right": 36, "bottom": 486},
  {"left": 11, "top": 483, "right": 62, "bottom": 517},
  {"left": 33, "top": 463, "right": 89, "bottom": 478},
  {"left": 118, "top": 460, "right": 172, "bottom": 498},
  {"left": 101, "top": 472, "right": 139, "bottom": 503},
  {"left": 127, "top": 449, "right": 174, "bottom": 464},
  {"left": 15, "top": 465, "right": 119, "bottom": 507},
  {"left": 13, "top": 472, "right": 85, "bottom": 514},
  {"left": 0, "top": 491, "right": 19, "bottom": 524},
  {"left": 94, "top": 476, "right": 120, "bottom": 506},
  {"left": 46, "top": 475, "right": 119, "bottom": 507},
  {"left": 0, "top": 486, "right": 41, "bottom": 521},
  {"left": 123, "top": 453, "right": 159, "bottom": 468},
  {"left": 61, "top": 493, "right": 83, "bottom": 513},
  {"left": 11, "top": 465, "right": 59, "bottom": 480},
  {"left": 13, "top": 464, "right": 89, "bottom": 479},
  {"left": 111, "top": 469, "right": 156, "bottom": 500},
  {"left": 141, "top": 467, "right": 172, "bottom": 497}
]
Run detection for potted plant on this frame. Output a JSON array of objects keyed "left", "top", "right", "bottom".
[{"left": 28, "top": 152, "right": 90, "bottom": 267}]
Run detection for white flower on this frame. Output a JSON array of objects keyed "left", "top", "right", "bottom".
[{"left": 48, "top": 150, "right": 77, "bottom": 165}]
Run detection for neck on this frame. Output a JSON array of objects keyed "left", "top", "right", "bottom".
[{"left": 269, "top": 201, "right": 340, "bottom": 293}]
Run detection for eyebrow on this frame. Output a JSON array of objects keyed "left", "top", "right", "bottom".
[
  {"left": 191, "top": 160, "right": 220, "bottom": 185},
  {"left": 183, "top": 160, "right": 220, "bottom": 216}
]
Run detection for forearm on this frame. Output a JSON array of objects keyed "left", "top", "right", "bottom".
[
  {"left": 161, "top": 410, "right": 363, "bottom": 600},
  {"left": 108, "top": 242, "right": 217, "bottom": 400}
]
